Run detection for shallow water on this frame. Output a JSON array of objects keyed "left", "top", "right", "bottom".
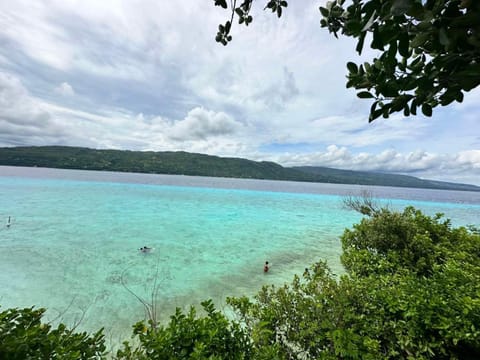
[{"left": 1, "top": 166, "right": 479, "bottom": 347}]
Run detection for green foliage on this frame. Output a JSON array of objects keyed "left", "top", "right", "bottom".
[
  {"left": 228, "top": 208, "right": 480, "bottom": 359},
  {"left": 320, "top": 0, "right": 480, "bottom": 121},
  {"left": 116, "top": 300, "right": 253, "bottom": 359},
  {"left": 0, "top": 307, "right": 106, "bottom": 359},
  {"left": 214, "top": 1, "right": 480, "bottom": 120},
  {"left": 341, "top": 206, "right": 480, "bottom": 276},
  {"left": 214, "top": 1, "right": 288, "bottom": 45}
]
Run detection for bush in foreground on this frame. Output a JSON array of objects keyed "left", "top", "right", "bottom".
[
  {"left": 229, "top": 207, "right": 480, "bottom": 359},
  {"left": 1, "top": 207, "right": 479, "bottom": 359},
  {"left": 0, "top": 307, "right": 105, "bottom": 359}
]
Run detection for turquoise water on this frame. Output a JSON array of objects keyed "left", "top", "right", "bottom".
[{"left": 1, "top": 166, "right": 479, "bottom": 347}]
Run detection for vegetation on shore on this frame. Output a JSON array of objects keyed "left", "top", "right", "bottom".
[
  {"left": 1, "top": 206, "right": 479, "bottom": 359},
  {"left": 1, "top": 146, "right": 479, "bottom": 192}
]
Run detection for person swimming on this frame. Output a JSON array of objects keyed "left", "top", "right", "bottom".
[
  {"left": 264, "top": 261, "right": 269, "bottom": 273},
  {"left": 139, "top": 246, "right": 152, "bottom": 253}
]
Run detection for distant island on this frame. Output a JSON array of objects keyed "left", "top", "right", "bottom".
[{"left": 0, "top": 146, "right": 479, "bottom": 192}]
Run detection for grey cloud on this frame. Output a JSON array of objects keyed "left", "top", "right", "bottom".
[
  {"left": 254, "top": 67, "right": 300, "bottom": 111},
  {"left": 0, "top": 71, "right": 245, "bottom": 150},
  {"left": 270, "top": 145, "right": 480, "bottom": 185},
  {"left": 168, "top": 107, "right": 242, "bottom": 141},
  {"left": 0, "top": 72, "right": 60, "bottom": 142},
  {"left": 54, "top": 82, "right": 75, "bottom": 96}
]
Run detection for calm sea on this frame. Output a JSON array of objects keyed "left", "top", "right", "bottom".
[{"left": 1, "top": 166, "right": 479, "bottom": 347}]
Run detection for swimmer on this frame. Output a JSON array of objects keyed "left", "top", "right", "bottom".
[
  {"left": 139, "top": 246, "right": 152, "bottom": 253},
  {"left": 264, "top": 261, "right": 269, "bottom": 273}
]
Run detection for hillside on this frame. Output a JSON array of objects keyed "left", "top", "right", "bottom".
[
  {"left": 0, "top": 146, "right": 478, "bottom": 192},
  {"left": 0, "top": 146, "right": 314, "bottom": 181},
  {"left": 293, "top": 166, "right": 480, "bottom": 192}
]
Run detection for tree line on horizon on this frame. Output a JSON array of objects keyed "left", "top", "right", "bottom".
[{"left": 1, "top": 146, "right": 479, "bottom": 192}]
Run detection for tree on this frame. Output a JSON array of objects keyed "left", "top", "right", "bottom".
[
  {"left": 0, "top": 307, "right": 106, "bottom": 360},
  {"left": 228, "top": 208, "right": 480, "bottom": 359},
  {"left": 116, "top": 300, "right": 255, "bottom": 360},
  {"left": 213, "top": 0, "right": 480, "bottom": 121},
  {"left": 342, "top": 189, "right": 383, "bottom": 216}
]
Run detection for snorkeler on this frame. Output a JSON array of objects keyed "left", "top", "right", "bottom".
[{"left": 139, "top": 246, "right": 152, "bottom": 253}]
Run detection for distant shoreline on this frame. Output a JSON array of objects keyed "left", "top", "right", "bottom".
[{"left": 0, "top": 145, "right": 479, "bottom": 192}]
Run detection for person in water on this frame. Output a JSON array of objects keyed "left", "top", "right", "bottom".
[
  {"left": 264, "top": 261, "right": 269, "bottom": 273},
  {"left": 139, "top": 246, "right": 152, "bottom": 253}
]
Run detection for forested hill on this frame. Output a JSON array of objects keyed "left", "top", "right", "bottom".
[
  {"left": 0, "top": 146, "right": 479, "bottom": 192},
  {"left": 292, "top": 166, "right": 480, "bottom": 192}
]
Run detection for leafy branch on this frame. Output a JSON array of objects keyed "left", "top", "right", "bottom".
[
  {"left": 214, "top": 0, "right": 480, "bottom": 120},
  {"left": 214, "top": 0, "right": 288, "bottom": 45}
]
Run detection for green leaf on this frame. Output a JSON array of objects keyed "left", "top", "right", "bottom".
[
  {"left": 347, "top": 62, "right": 358, "bottom": 74},
  {"left": 356, "top": 32, "right": 366, "bottom": 54},
  {"left": 439, "top": 28, "right": 450, "bottom": 47},
  {"left": 319, "top": 6, "right": 330, "bottom": 17},
  {"left": 357, "top": 91, "right": 374, "bottom": 99},
  {"left": 411, "top": 32, "right": 429, "bottom": 47},
  {"left": 398, "top": 32, "right": 410, "bottom": 57},
  {"left": 371, "top": 26, "right": 384, "bottom": 50},
  {"left": 410, "top": 99, "right": 417, "bottom": 115},
  {"left": 214, "top": 0, "right": 228, "bottom": 9},
  {"left": 421, "top": 103, "right": 432, "bottom": 117},
  {"left": 361, "top": 10, "right": 377, "bottom": 32}
]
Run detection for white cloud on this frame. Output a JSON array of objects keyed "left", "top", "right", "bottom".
[
  {"left": 167, "top": 107, "right": 242, "bottom": 141},
  {"left": 266, "top": 145, "right": 480, "bottom": 185},
  {"left": 54, "top": 82, "right": 75, "bottom": 96},
  {"left": 0, "top": 72, "right": 62, "bottom": 144},
  {"left": 0, "top": 2, "right": 479, "bottom": 186},
  {"left": 0, "top": 72, "right": 249, "bottom": 153}
]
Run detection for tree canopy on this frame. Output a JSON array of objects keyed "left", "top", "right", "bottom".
[{"left": 213, "top": 0, "right": 480, "bottom": 121}]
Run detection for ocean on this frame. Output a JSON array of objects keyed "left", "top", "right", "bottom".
[{"left": 1, "top": 166, "right": 479, "bottom": 348}]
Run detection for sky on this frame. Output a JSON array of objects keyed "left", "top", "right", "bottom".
[{"left": 0, "top": 1, "right": 479, "bottom": 185}]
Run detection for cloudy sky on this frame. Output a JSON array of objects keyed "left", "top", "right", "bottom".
[{"left": 0, "top": 1, "right": 479, "bottom": 185}]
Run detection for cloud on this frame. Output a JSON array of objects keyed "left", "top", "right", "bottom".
[
  {"left": 54, "top": 82, "right": 75, "bottom": 96},
  {"left": 0, "top": 2, "right": 479, "bottom": 185},
  {"left": 254, "top": 67, "right": 300, "bottom": 111},
  {"left": 167, "top": 107, "right": 242, "bottom": 141},
  {"left": 266, "top": 145, "right": 480, "bottom": 184},
  {"left": 0, "top": 71, "right": 248, "bottom": 153},
  {"left": 0, "top": 72, "right": 64, "bottom": 145},
  {"left": 262, "top": 113, "right": 430, "bottom": 149}
]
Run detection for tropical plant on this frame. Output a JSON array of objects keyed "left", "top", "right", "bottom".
[
  {"left": 228, "top": 207, "right": 480, "bottom": 359},
  {"left": 0, "top": 307, "right": 106, "bottom": 360},
  {"left": 115, "top": 300, "right": 254, "bottom": 360},
  {"left": 213, "top": 0, "right": 480, "bottom": 120}
]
